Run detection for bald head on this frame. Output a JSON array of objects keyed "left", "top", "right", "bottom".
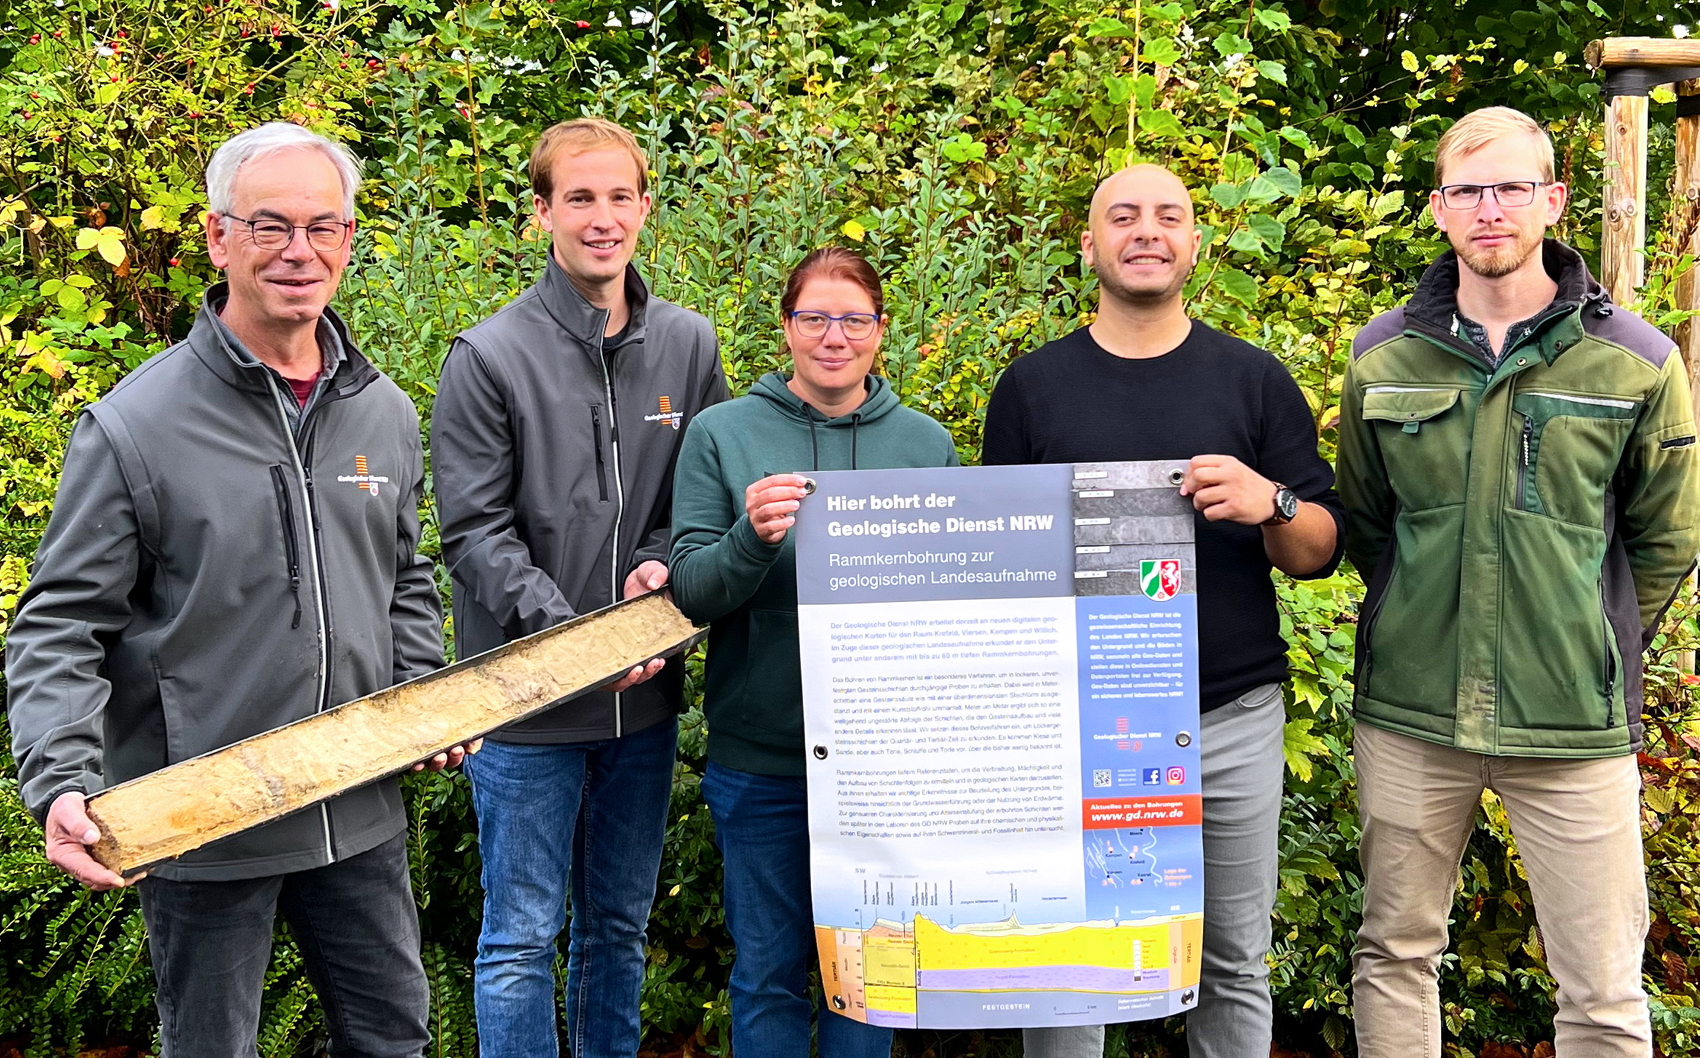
[
  {"left": 1083, "top": 163, "right": 1200, "bottom": 309},
  {"left": 1089, "top": 164, "right": 1194, "bottom": 226}
]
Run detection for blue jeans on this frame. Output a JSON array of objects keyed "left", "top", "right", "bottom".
[
  {"left": 701, "top": 762, "right": 893, "bottom": 1058},
  {"left": 465, "top": 717, "right": 678, "bottom": 1058}
]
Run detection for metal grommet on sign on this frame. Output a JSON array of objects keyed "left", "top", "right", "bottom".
[
  {"left": 1167, "top": 469, "right": 1186, "bottom": 486},
  {"left": 813, "top": 744, "right": 829, "bottom": 760},
  {"left": 1176, "top": 731, "right": 1192, "bottom": 747},
  {"left": 801, "top": 477, "right": 818, "bottom": 495}
]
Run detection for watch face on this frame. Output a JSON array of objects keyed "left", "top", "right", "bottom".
[{"left": 1276, "top": 488, "right": 1299, "bottom": 520}]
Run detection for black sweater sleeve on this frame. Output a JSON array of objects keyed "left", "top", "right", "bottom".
[{"left": 1255, "top": 356, "right": 1346, "bottom": 579}]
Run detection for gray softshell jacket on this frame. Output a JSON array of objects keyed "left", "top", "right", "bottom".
[
  {"left": 432, "top": 258, "right": 728, "bottom": 742},
  {"left": 6, "top": 287, "right": 444, "bottom": 881}
]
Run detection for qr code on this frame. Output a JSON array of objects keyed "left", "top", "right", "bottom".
[{"left": 1092, "top": 769, "right": 1112, "bottom": 788}]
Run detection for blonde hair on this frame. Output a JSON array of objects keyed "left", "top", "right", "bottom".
[
  {"left": 1434, "top": 107, "right": 1555, "bottom": 186},
  {"left": 529, "top": 118, "right": 649, "bottom": 200}
]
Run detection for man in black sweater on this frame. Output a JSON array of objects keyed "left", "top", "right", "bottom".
[{"left": 983, "top": 164, "right": 1344, "bottom": 1058}]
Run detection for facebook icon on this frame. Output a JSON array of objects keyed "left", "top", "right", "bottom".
[{"left": 1141, "top": 768, "right": 1162, "bottom": 786}]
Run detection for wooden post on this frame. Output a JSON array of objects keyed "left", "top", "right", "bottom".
[
  {"left": 1677, "top": 79, "right": 1700, "bottom": 674},
  {"left": 1675, "top": 79, "right": 1700, "bottom": 417},
  {"left": 1602, "top": 92, "right": 1649, "bottom": 306},
  {"left": 1586, "top": 38, "right": 1700, "bottom": 69},
  {"left": 84, "top": 592, "right": 704, "bottom": 876}
]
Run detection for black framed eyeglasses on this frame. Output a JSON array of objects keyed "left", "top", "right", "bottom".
[
  {"left": 1436, "top": 181, "right": 1546, "bottom": 210},
  {"left": 222, "top": 214, "right": 353, "bottom": 251},
  {"left": 789, "top": 311, "right": 880, "bottom": 339}
]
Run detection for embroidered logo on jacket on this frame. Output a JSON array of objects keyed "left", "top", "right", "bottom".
[
  {"left": 643, "top": 395, "right": 683, "bottom": 431},
  {"left": 337, "top": 455, "right": 390, "bottom": 496}
]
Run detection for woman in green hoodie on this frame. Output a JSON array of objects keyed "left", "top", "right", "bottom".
[{"left": 670, "top": 248, "right": 958, "bottom": 1057}]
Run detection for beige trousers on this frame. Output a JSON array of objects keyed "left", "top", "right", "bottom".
[{"left": 1351, "top": 722, "right": 1651, "bottom": 1058}]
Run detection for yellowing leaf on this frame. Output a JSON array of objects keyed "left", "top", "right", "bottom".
[
  {"left": 0, "top": 199, "right": 24, "bottom": 226},
  {"left": 140, "top": 205, "right": 166, "bottom": 230},
  {"left": 1513, "top": 59, "right": 1529, "bottom": 74},
  {"left": 1282, "top": 717, "right": 1329, "bottom": 782},
  {"left": 1400, "top": 50, "right": 1419, "bottom": 72},
  {"left": 841, "top": 219, "right": 866, "bottom": 242},
  {"left": 77, "top": 226, "right": 127, "bottom": 266},
  {"left": 25, "top": 347, "right": 70, "bottom": 379}
]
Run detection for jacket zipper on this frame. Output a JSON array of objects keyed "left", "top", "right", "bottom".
[
  {"left": 1357, "top": 549, "right": 1399, "bottom": 696},
  {"left": 598, "top": 334, "right": 626, "bottom": 738},
  {"left": 269, "top": 384, "right": 335, "bottom": 863},
  {"left": 1519, "top": 391, "right": 1637, "bottom": 410},
  {"left": 1530, "top": 416, "right": 1543, "bottom": 513},
  {"left": 270, "top": 466, "right": 303, "bottom": 630},
  {"left": 1600, "top": 582, "right": 1618, "bottom": 728},
  {"left": 590, "top": 405, "right": 610, "bottom": 502}
]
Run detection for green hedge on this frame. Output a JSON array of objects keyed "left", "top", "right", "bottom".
[{"left": 3, "top": 0, "right": 1700, "bottom": 1054}]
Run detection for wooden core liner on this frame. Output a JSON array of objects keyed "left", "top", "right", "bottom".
[{"left": 85, "top": 592, "right": 704, "bottom": 876}]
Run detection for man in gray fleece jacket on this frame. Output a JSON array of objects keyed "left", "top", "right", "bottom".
[
  {"left": 6, "top": 125, "right": 463, "bottom": 1056},
  {"left": 431, "top": 118, "right": 727, "bottom": 1058}
]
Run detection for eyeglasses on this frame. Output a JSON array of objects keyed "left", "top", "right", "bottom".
[
  {"left": 1436, "top": 181, "right": 1547, "bottom": 210},
  {"left": 789, "top": 311, "right": 880, "bottom": 339},
  {"left": 222, "top": 214, "right": 353, "bottom": 252}
]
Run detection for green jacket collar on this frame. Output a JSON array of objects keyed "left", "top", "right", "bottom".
[{"left": 1403, "top": 239, "right": 1606, "bottom": 368}]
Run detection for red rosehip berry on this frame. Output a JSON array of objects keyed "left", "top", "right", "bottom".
[
  {"left": 28, "top": 33, "right": 41, "bottom": 44},
  {"left": 169, "top": 258, "right": 181, "bottom": 267},
  {"left": 575, "top": 19, "right": 590, "bottom": 27}
]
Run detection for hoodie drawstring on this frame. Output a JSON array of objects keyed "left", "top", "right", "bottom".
[
  {"left": 806, "top": 415, "right": 820, "bottom": 471},
  {"left": 850, "top": 413, "right": 861, "bottom": 469}
]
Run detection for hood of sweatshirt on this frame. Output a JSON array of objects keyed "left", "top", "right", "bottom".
[{"left": 748, "top": 370, "right": 905, "bottom": 471}]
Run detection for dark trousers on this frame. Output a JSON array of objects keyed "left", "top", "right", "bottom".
[{"left": 139, "top": 832, "right": 430, "bottom": 1058}]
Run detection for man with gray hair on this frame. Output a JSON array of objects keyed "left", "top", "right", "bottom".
[{"left": 6, "top": 122, "right": 465, "bottom": 1055}]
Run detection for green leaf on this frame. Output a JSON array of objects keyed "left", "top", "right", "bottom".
[
  {"left": 1142, "top": 37, "right": 1182, "bottom": 66},
  {"left": 1247, "top": 213, "right": 1287, "bottom": 247},
  {"left": 1255, "top": 60, "right": 1288, "bottom": 85},
  {"left": 1263, "top": 166, "right": 1304, "bottom": 198},
  {"left": 1214, "top": 270, "right": 1260, "bottom": 305},
  {"left": 1371, "top": 190, "right": 1407, "bottom": 219},
  {"left": 1212, "top": 32, "right": 1253, "bottom": 56},
  {"left": 1136, "top": 109, "right": 1187, "bottom": 139},
  {"left": 1086, "top": 16, "right": 1134, "bottom": 37},
  {"left": 1131, "top": 73, "right": 1159, "bottom": 109},
  {"left": 1209, "top": 182, "right": 1246, "bottom": 209},
  {"left": 1105, "top": 74, "right": 1134, "bottom": 106},
  {"left": 1254, "top": 8, "right": 1293, "bottom": 32},
  {"left": 1277, "top": 125, "right": 1312, "bottom": 150},
  {"left": 1340, "top": 123, "right": 1366, "bottom": 148},
  {"left": 1400, "top": 50, "right": 1419, "bottom": 72},
  {"left": 1228, "top": 229, "right": 1265, "bottom": 257}
]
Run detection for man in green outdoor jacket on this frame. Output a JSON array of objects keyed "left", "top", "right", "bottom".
[{"left": 1337, "top": 106, "right": 1700, "bottom": 1057}]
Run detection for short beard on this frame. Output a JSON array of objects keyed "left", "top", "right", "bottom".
[
  {"left": 1091, "top": 244, "right": 1191, "bottom": 307},
  {"left": 1455, "top": 227, "right": 1543, "bottom": 280}
]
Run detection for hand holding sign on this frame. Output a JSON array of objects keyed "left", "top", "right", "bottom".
[{"left": 746, "top": 473, "right": 812, "bottom": 543}]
